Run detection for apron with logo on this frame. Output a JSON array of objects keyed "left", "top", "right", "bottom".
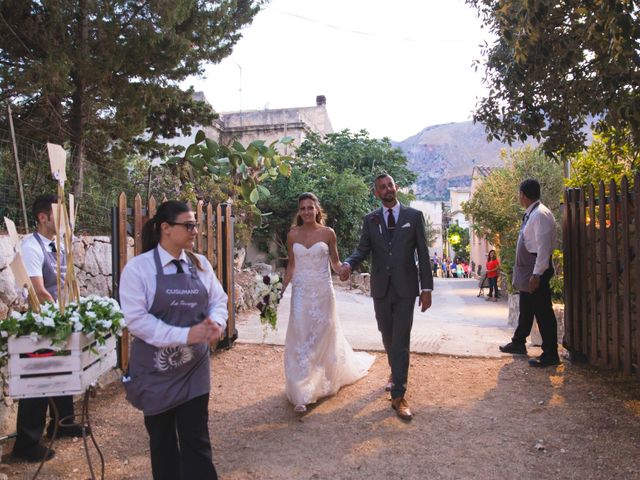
[
  {"left": 124, "top": 249, "right": 210, "bottom": 416},
  {"left": 34, "top": 232, "right": 66, "bottom": 301},
  {"left": 512, "top": 203, "right": 539, "bottom": 292}
]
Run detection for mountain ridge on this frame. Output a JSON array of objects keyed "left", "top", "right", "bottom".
[{"left": 391, "top": 121, "right": 537, "bottom": 200}]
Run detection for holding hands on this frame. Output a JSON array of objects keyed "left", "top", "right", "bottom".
[
  {"left": 339, "top": 262, "right": 352, "bottom": 282},
  {"left": 187, "top": 317, "right": 223, "bottom": 345}
]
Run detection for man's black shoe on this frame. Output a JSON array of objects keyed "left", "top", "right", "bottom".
[
  {"left": 529, "top": 356, "right": 561, "bottom": 368},
  {"left": 11, "top": 443, "right": 55, "bottom": 463},
  {"left": 47, "top": 423, "right": 89, "bottom": 438},
  {"left": 499, "top": 342, "right": 527, "bottom": 355}
]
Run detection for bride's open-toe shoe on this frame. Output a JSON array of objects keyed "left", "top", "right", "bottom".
[{"left": 294, "top": 404, "right": 307, "bottom": 413}]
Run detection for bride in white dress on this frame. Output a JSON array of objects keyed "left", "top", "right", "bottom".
[{"left": 282, "top": 192, "right": 375, "bottom": 413}]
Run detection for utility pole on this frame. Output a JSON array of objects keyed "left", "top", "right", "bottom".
[{"left": 7, "top": 105, "right": 29, "bottom": 233}]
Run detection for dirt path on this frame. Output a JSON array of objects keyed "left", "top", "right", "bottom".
[{"left": 2, "top": 343, "right": 640, "bottom": 480}]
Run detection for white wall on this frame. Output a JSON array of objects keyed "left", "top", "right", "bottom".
[{"left": 410, "top": 200, "right": 443, "bottom": 256}]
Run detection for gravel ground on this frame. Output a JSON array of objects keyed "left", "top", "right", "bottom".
[{"left": 2, "top": 343, "right": 640, "bottom": 480}]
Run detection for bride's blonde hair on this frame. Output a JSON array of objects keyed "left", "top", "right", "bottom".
[{"left": 294, "top": 192, "right": 326, "bottom": 226}]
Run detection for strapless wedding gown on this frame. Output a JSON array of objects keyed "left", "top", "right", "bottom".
[{"left": 284, "top": 242, "right": 375, "bottom": 407}]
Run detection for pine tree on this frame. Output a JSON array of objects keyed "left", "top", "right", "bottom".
[{"left": 0, "top": 0, "right": 262, "bottom": 195}]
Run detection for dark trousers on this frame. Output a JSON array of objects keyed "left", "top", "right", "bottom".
[
  {"left": 14, "top": 395, "right": 75, "bottom": 452},
  {"left": 487, "top": 277, "right": 499, "bottom": 297},
  {"left": 373, "top": 284, "right": 415, "bottom": 400},
  {"left": 512, "top": 268, "right": 558, "bottom": 357},
  {"left": 144, "top": 393, "right": 217, "bottom": 480}
]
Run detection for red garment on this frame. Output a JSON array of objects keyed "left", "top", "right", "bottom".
[{"left": 486, "top": 259, "right": 500, "bottom": 278}]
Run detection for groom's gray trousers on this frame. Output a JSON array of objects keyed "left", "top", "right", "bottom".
[{"left": 373, "top": 282, "right": 415, "bottom": 400}]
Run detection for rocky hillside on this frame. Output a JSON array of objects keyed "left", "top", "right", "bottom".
[{"left": 392, "top": 121, "right": 537, "bottom": 200}]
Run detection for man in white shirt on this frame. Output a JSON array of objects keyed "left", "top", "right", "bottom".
[
  {"left": 500, "top": 179, "right": 561, "bottom": 367},
  {"left": 12, "top": 195, "right": 83, "bottom": 463}
]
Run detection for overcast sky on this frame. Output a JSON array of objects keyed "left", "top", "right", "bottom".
[{"left": 183, "top": 0, "right": 494, "bottom": 142}]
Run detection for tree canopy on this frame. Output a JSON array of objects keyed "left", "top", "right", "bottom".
[
  {"left": 0, "top": 0, "right": 262, "bottom": 195},
  {"left": 467, "top": 0, "right": 640, "bottom": 156},
  {"left": 447, "top": 223, "right": 470, "bottom": 261},
  {"left": 296, "top": 130, "right": 417, "bottom": 190},
  {"left": 566, "top": 129, "right": 639, "bottom": 189}
]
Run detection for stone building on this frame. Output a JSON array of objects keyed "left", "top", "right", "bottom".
[{"left": 201, "top": 94, "right": 333, "bottom": 149}]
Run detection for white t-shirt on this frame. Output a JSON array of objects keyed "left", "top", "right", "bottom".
[
  {"left": 21, "top": 232, "right": 59, "bottom": 278},
  {"left": 522, "top": 201, "right": 557, "bottom": 276}
]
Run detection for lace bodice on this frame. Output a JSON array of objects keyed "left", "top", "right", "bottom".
[{"left": 292, "top": 242, "right": 331, "bottom": 284}]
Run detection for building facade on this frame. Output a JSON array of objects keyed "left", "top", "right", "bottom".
[{"left": 203, "top": 94, "right": 333, "bottom": 150}]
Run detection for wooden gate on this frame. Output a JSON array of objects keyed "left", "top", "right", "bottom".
[
  {"left": 563, "top": 175, "right": 639, "bottom": 378},
  {"left": 111, "top": 193, "right": 236, "bottom": 370}
]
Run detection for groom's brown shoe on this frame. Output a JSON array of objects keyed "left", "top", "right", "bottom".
[{"left": 391, "top": 397, "right": 413, "bottom": 421}]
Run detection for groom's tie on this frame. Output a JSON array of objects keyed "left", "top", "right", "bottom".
[{"left": 387, "top": 208, "right": 396, "bottom": 239}]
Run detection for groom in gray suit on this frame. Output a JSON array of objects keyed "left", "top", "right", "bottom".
[{"left": 340, "top": 174, "right": 433, "bottom": 420}]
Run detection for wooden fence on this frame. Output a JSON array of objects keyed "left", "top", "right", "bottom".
[
  {"left": 563, "top": 175, "right": 639, "bottom": 378},
  {"left": 111, "top": 193, "right": 235, "bottom": 370}
]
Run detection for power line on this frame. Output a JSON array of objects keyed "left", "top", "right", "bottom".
[{"left": 268, "top": 6, "right": 420, "bottom": 42}]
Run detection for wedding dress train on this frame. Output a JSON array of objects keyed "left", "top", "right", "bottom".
[{"left": 284, "top": 242, "right": 375, "bottom": 408}]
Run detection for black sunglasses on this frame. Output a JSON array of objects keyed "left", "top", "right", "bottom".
[{"left": 167, "top": 221, "right": 198, "bottom": 232}]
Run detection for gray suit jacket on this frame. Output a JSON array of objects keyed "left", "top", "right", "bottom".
[{"left": 345, "top": 204, "right": 433, "bottom": 299}]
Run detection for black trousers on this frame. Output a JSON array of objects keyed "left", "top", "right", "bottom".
[
  {"left": 373, "top": 284, "right": 415, "bottom": 400},
  {"left": 512, "top": 268, "right": 558, "bottom": 357},
  {"left": 144, "top": 393, "right": 217, "bottom": 480},
  {"left": 14, "top": 395, "right": 75, "bottom": 452}
]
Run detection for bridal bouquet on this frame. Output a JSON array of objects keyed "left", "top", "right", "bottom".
[
  {"left": 0, "top": 295, "right": 126, "bottom": 366},
  {"left": 253, "top": 273, "right": 283, "bottom": 331}
]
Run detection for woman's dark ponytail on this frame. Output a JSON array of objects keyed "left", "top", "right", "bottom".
[{"left": 141, "top": 217, "right": 161, "bottom": 253}]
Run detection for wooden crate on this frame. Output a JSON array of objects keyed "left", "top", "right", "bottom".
[{"left": 7, "top": 333, "right": 117, "bottom": 399}]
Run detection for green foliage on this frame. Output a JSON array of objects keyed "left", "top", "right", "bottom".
[
  {"left": 462, "top": 147, "right": 564, "bottom": 289},
  {"left": 549, "top": 249, "right": 564, "bottom": 303},
  {"left": 565, "top": 129, "right": 640, "bottom": 189},
  {"left": 0, "top": 0, "right": 262, "bottom": 195},
  {"left": 175, "top": 131, "right": 293, "bottom": 248},
  {"left": 257, "top": 159, "right": 371, "bottom": 260},
  {"left": 447, "top": 224, "right": 470, "bottom": 260},
  {"left": 297, "top": 129, "right": 417, "bottom": 193},
  {"left": 467, "top": 0, "right": 640, "bottom": 156},
  {"left": 178, "top": 131, "right": 293, "bottom": 205}
]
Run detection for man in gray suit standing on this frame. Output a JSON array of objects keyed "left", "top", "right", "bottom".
[{"left": 340, "top": 174, "right": 433, "bottom": 420}]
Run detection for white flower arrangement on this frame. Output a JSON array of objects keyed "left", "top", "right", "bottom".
[
  {"left": 0, "top": 295, "right": 125, "bottom": 366},
  {"left": 252, "top": 273, "right": 283, "bottom": 331}
]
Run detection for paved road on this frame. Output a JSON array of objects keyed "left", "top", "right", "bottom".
[{"left": 236, "top": 277, "right": 522, "bottom": 358}]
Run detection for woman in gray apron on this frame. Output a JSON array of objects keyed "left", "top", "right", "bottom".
[{"left": 119, "top": 201, "right": 227, "bottom": 480}]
